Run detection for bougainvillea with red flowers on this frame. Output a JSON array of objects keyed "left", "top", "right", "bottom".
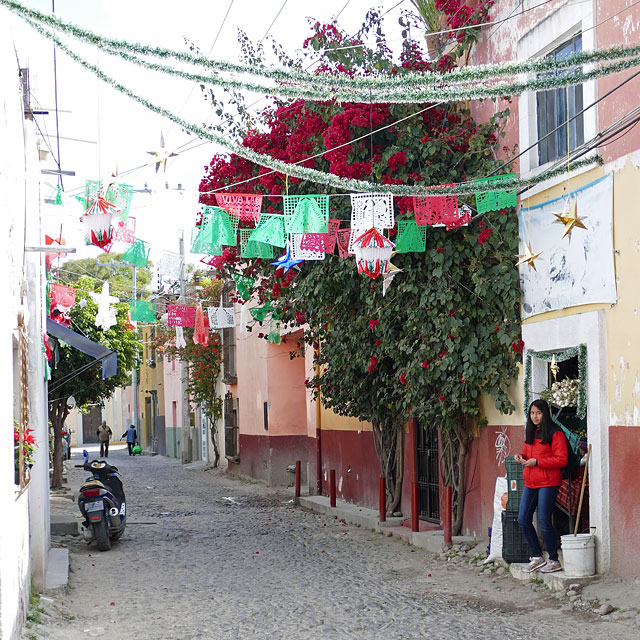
[{"left": 199, "top": 9, "right": 522, "bottom": 527}]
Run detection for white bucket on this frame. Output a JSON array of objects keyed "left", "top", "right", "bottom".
[{"left": 561, "top": 533, "right": 596, "bottom": 577}]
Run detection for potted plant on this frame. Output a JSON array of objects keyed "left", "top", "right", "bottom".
[{"left": 14, "top": 421, "right": 36, "bottom": 485}]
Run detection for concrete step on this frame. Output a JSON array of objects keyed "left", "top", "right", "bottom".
[
  {"left": 43, "top": 548, "right": 69, "bottom": 595},
  {"left": 509, "top": 562, "right": 595, "bottom": 592},
  {"left": 50, "top": 513, "right": 81, "bottom": 536}
]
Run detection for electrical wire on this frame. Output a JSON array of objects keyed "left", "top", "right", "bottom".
[
  {"left": 164, "top": 0, "right": 235, "bottom": 141},
  {"left": 259, "top": 0, "right": 288, "bottom": 45},
  {"left": 195, "top": 58, "right": 640, "bottom": 196},
  {"left": 22, "top": 0, "right": 640, "bottom": 205},
  {"left": 515, "top": 103, "right": 640, "bottom": 199},
  {"left": 333, "top": 0, "right": 352, "bottom": 22},
  {"left": 48, "top": 350, "right": 116, "bottom": 393},
  {"left": 487, "top": 66, "right": 640, "bottom": 178},
  {"left": 51, "top": 0, "right": 63, "bottom": 188},
  {"left": 198, "top": 101, "right": 445, "bottom": 194}
]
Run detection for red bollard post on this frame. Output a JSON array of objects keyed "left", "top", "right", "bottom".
[
  {"left": 379, "top": 476, "right": 386, "bottom": 522},
  {"left": 411, "top": 482, "right": 419, "bottom": 532},
  {"left": 443, "top": 485, "right": 453, "bottom": 547},
  {"left": 295, "top": 460, "right": 301, "bottom": 498},
  {"left": 329, "top": 469, "right": 336, "bottom": 507}
]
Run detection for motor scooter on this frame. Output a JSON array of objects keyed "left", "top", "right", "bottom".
[{"left": 76, "top": 450, "right": 126, "bottom": 551}]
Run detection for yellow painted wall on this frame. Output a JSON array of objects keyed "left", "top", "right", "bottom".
[
  {"left": 319, "top": 404, "right": 372, "bottom": 432},
  {"left": 516, "top": 160, "right": 640, "bottom": 425},
  {"left": 604, "top": 159, "right": 640, "bottom": 425},
  {"left": 479, "top": 363, "right": 525, "bottom": 426},
  {"left": 139, "top": 326, "right": 165, "bottom": 445}
]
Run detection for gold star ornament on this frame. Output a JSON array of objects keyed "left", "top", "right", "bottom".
[
  {"left": 552, "top": 198, "right": 587, "bottom": 240},
  {"left": 516, "top": 243, "right": 543, "bottom": 271},
  {"left": 382, "top": 262, "right": 402, "bottom": 297},
  {"left": 147, "top": 132, "right": 178, "bottom": 173}
]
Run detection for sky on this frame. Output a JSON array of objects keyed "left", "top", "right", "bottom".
[{"left": 3, "top": 0, "right": 412, "bottom": 271}]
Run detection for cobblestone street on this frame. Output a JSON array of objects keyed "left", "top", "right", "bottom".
[{"left": 29, "top": 450, "right": 634, "bottom": 640}]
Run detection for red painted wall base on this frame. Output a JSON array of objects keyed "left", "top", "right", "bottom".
[
  {"left": 609, "top": 425, "right": 640, "bottom": 578},
  {"left": 229, "top": 434, "right": 308, "bottom": 486}
]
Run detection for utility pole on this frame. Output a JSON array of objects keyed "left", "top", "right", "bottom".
[
  {"left": 179, "top": 233, "right": 191, "bottom": 464},
  {"left": 131, "top": 265, "right": 137, "bottom": 430}
]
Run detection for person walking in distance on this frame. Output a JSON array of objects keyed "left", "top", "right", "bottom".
[
  {"left": 97, "top": 420, "right": 112, "bottom": 458},
  {"left": 515, "top": 399, "right": 568, "bottom": 574},
  {"left": 121, "top": 424, "right": 137, "bottom": 456}
]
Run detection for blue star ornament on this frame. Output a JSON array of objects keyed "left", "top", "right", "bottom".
[{"left": 270, "top": 244, "right": 304, "bottom": 273}]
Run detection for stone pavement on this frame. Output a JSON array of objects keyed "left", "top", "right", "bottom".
[{"left": 25, "top": 449, "right": 639, "bottom": 640}]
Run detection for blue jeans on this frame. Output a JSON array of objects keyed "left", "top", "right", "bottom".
[{"left": 517, "top": 485, "right": 560, "bottom": 561}]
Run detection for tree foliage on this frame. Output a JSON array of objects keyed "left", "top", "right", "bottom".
[
  {"left": 199, "top": 7, "right": 520, "bottom": 528},
  {"left": 55, "top": 253, "right": 154, "bottom": 302},
  {"left": 47, "top": 276, "right": 142, "bottom": 487}
]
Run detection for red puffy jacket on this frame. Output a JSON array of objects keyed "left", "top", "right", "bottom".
[{"left": 522, "top": 429, "right": 568, "bottom": 489}]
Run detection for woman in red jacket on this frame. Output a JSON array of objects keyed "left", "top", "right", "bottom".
[{"left": 514, "top": 399, "right": 568, "bottom": 573}]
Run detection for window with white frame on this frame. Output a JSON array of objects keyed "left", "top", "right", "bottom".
[
  {"left": 517, "top": 1, "right": 596, "bottom": 178},
  {"left": 536, "top": 34, "right": 584, "bottom": 166}
]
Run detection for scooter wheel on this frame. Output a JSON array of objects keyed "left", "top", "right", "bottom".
[{"left": 94, "top": 518, "right": 111, "bottom": 551}]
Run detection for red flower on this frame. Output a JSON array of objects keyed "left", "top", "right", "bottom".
[
  {"left": 435, "top": 246, "right": 446, "bottom": 254},
  {"left": 375, "top": 339, "right": 381, "bottom": 346},
  {"left": 368, "top": 319, "right": 379, "bottom": 331},
  {"left": 421, "top": 361, "right": 429, "bottom": 369},
  {"left": 439, "top": 396, "right": 445, "bottom": 402},
  {"left": 439, "top": 350, "right": 448, "bottom": 358},
  {"left": 387, "top": 151, "right": 407, "bottom": 172},
  {"left": 478, "top": 228, "right": 493, "bottom": 244},
  {"left": 448, "top": 333, "right": 454, "bottom": 340},
  {"left": 368, "top": 356, "right": 378, "bottom": 373},
  {"left": 399, "top": 372, "right": 407, "bottom": 385},
  {"left": 512, "top": 339, "right": 525, "bottom": 354},
  {"left": 449, "top": 309, "right": 456, "bottom": 317}
]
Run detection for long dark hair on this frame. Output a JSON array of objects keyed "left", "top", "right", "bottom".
[{"left": 525, "top": 399, "right": 559, "bottom": 445}]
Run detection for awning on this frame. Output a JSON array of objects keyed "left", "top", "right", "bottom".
[{"left": 46, "top": 317, "right": 117, "bottom": 379}]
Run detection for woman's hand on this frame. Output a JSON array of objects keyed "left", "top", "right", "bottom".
[
  {"left": 514, "top": 454, "right": 525, "bottom": 464},
  {"left": 523, "top": 458, "right": 537, "bottom": 467}
]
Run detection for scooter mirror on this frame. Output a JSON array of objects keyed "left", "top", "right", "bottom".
[{"left": 83, "top": 449, "right": 89, "bottom": 461}]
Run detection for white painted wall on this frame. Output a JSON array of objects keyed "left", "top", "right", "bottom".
[
  {"left": 0, "top": 28, "right": 36, "bottom": 640},
  {"left": 522, "top": 310, "right": 610, "bottom": 572}
]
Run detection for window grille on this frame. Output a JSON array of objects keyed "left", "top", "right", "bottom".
[
  {"left": 536, "top": 34, "right": 584, "bottom": 166},
  {"left": 224, "top": 392, "right": 239, "bottom": 459}
]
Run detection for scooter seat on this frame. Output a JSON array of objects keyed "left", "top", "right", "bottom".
[{"left": 80, "top": 479, "right": 106, "bottom": 492}]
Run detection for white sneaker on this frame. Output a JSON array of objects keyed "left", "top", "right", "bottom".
[
  {"left": 541, "top": 560, "right": 562, "bottom": 573},
  {"left": 524, "top": 556, "right": 547, "bottom": 573}
]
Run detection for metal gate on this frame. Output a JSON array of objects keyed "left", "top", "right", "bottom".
[{"left": 416, "top": 419, "right": 440, "bottom": 523}]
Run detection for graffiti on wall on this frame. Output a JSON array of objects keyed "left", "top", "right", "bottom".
[{"left": 494, "top": 425, "right": 511, "bottom": 467}]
